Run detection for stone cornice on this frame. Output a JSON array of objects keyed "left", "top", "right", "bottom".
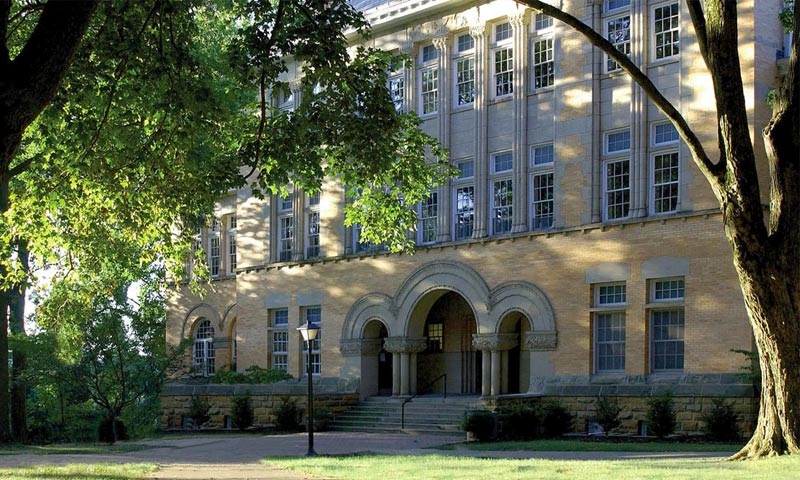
[
  {"left": 384, "top": 336, "right": 427, "bottom": 354},
  {"left": 340, "top": 338, "right": 384, "bottom": 357},
  {"left": 472, "top": 333, "right": 519, "bottom": 351},
  {"left": 525, "top": 331, "right": 558, "bottom": 351}
]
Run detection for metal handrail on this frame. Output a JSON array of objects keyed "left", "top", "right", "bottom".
[{"left": 401, "top": 373, "right": 446, "bottom": 429}]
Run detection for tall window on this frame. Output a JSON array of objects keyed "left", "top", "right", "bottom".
[
  {"left": 193, "top": 320, "right": 215, "bottom": 377},
  {"left": 454, "top": 33, "right": 475, "bottom": 106},
  {"left": 653, "top": 2, "right": 680, "bottom": 60},
  {"left": 418, "top": 191, "right": 438, "bottom": 245},
  {"left": 425, "top": 321, "right": 443, "bottom": 352},
  {"left": 593, "top": 283, "right": 626, "bottom": 373},
  {"left": 271, "top": 309, "right": 288, "bottom": 371},
  {"left": 453, "top": 160, "right": 475, "bottom": 240},
  {"left": 605, "top": 11, "right": 631, "bottom": 72},
  {"left": 306, "top": 191, "right": 321, "bottom": 259},
  {"left": 209, "top": 219, "right": 221, "bottom": 277},
  {"left": 227, "top": 214, "right": 237, "bottom": 275},
  {"left": 603, "top": 130, "right": 631, "bottom": 220},
  {"left": 530, "top": 144, "right": 555, "bottom": 230},
  {"left": 420, "top": 44, "right": 438, "bottom": 115},
  {"left": 491, "top": 152, "right": 513, "bottom": 235},
  {"left": 651, "top": 123, "right": 680, "bottom": 214},
  {"left": 302, "top": 307, "right": 322, "bottom": 375},
  {"left": 532, "top": 14, "right": 554, "bottom": 90},
  {"left": 278, "top": 192, "right": 293, "bottom": 262},
  {"left": 493, "top": 22, "right": 513, "bottom": 97},
  {"left": 650, "top": 277, "right": 685, "bottom": 371},
  {"left": 388, "top": 57, "right": 404, "bottom": 113}
]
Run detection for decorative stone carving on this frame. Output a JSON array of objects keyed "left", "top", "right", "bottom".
[
  {"left": 508, "top": 9, "right": 530, "bottom": 28},
  {"left": 469, "top": 23, "right": 486, "bottom": 39},
  {"left": 525, "top": 331, "right": 558, "bottom": 351},
  {"left": 432, "top": 36, "right": 449, "bottom": 52},
  {"left": 339, "top": 338, "right": 384, "bottom": 357},
  {"left": 472, "top": 333, "right": 519, "bottom": 352},
  {"left": 383, "top": 336, "right": 427, "bottom": 354},
  {"left": 412, "top": 19, "right": 449, "bottom": 42}
]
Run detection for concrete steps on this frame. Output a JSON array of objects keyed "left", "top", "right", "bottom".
[{"left": 331, "top": 395, "right": 486, "bottom": 434}]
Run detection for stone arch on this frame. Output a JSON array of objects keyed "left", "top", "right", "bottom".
[
  {"left": 394, "top": 260, "right": 491, "bottom": 336},
  {"left": 341, "top": 293, "right": 397, "bottom": 341},
  {"left": 221, "top": 303, "right": 240, "bottom": 332},
  {"left": 488, "top": 281, "right": 556, "bottom": 333},
  {"left": 181, "top": 303, "right": 221, "bottom": 339}
]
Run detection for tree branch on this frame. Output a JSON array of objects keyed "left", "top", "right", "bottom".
[
  {"left": 0, "top": 1, "right": 10, "bottom": 66},
  {"left": 515, "top": 1, "right": 723, "bottom": 186}
]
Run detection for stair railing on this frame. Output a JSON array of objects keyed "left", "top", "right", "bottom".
[{"left": 401, "top": 373, "right": 446, "bottom": 429}]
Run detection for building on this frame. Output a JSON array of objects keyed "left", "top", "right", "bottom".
[{"left": 164, "top": 0, "right": 785, "bottom": 432}]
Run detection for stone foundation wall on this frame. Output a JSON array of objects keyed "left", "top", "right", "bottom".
[
  {"left": 491, "top": 394, "right": 758, "bottom": 436},
  {"left": 160, "top": 380, "right": 359, "bottom": 429}
]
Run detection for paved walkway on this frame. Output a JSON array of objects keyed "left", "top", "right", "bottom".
[{"left": 0, "top": 431, "right": 733, "bottom": 479}]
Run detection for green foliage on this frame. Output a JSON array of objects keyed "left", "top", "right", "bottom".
[
  {"left": 314, "top": 407, "right": 334, "bottom": 432},
  {"left": 231, "top": 394, "right": 254, "bottom": 431},
  {"left": 732, "top": 349, "right": 761, "bottom": 392},
  {"left": 781, "top": 1, "right": 795, "bottom": 33},
  {"left": 702, "top": 398, "right": 740, "bottom": 442},
  {"left": 187, "top": 396, "right": 211, "bottom": 428},
  {"left": 647, "top": 392, "right": 677, "bottom": 438},
  {"left": 496, "top": 403, "right": 539, "bottom": 441},
  {"left": 273, "top": 397, "right": 300, "bottom": 431},
  {"left": 462, "top": 410, "right": 497, "bottom": 442},
  {"left": 212, "top": 366, "right": 293, "bottom": 384},
  {"left": 98, "top": 418, "right": 127, "bottom": 444},
  {"left": 541, "top": 401, "right": 574, "bottom": 438},
  {"left": 593, "top": 397, "right": 623, "bottom": 435}
]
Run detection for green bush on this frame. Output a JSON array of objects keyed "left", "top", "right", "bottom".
[
  {"left": 462, "top": 410, "right": 497, "bottom": 442},
  {"left": 188, "top": 395, "right": 211, "bottom": 428},
  {"left": 314, "top": 406, "right": 333, "bottom": 432},
  {"left": 497, "top": 402, "right": 539, "bottom": 440},
  {"left": 702, "top": 398, "right": 740, "bottom": 442},
  {"left": 273, "top": 397, "right": 300, "bottom": 431},
  {"left": 231, "top": 393, "right": 254, "bottom": 430},
  {"left": 212, "top": 366, "right": 293, "bottom": 384},
  {"left": 98, "top": 417, "right": 127, "bottom": 443},
  {"left": 593, "top": 397, "right": 622, "bottom": 435},
  {"left": 541, "top": 401, "right": 573, "bottom": 438},
  {"left": 647, "top": 392, "right": 677, "bottom": 438}
]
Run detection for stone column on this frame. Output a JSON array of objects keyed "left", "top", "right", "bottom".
[
  {"left": 481, "top": 350, "right": 491, "bottom": 396},
  {"left": 434, "top": 34, "right": 452, "bottom": 244},
  {"left": 510, "top": 9, "right": 531, "bottom": 234},
  {"left": 400, "top": 352, "right": 411, "bottom": 395},
  {"left": 587, "top": 0, "right": 603, "bottom": 223},
  {"left": 384, "top": 337, "right": 428, "bottom": 397},
  {"left": 471, "top": 23, "right": 488, "bottom": 239},
  {"left": 473, "top": 333, "right": 519, "bottom": 397},
  {"left": 630, "top": 0, "right": 647, "bottom": 218}
]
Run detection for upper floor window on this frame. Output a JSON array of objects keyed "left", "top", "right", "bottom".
[
  {"left": 603, "top": 130, "right": 631, "bottom": 221},
  {"left": 455, "top": 33, "right": 475, "bottom": 107},
  {"left": 494, "top": 47, "right": 514, "bottom": 97},
  {"left": 605, "top": 14, "right": 631, "bottom": 73},
  {"left": 419, "top": 43, "right": 439, "bottom": 115},
  {"left": 495, "top": 22, "right": 512, "bottom": 42},
  {"left": 606, "top": 130, "right": 631, "bottom": 153},
  {"left": 279, "top": 215, "right": 293, "bottom": 262},
  {"left": 418, "top": 191, "right": 438, "bottom": 245},
  {"left": 532, "top": 37, "right": 554, "bottom": 89},
  {"left": 535, "top": 12, "right": 553, "bottom": 31},
  {"left": 421, "top": 44, "right": 439, "bottom": 63},
  {"left": 597, "top": 282, "right": 627, "bottom": 306},
  {"left": 651, "top": 123, "right": 680, "bottom": 214},
  {"left": 492, "top": 151, "right": 513, "bottom": 173},
  {"left": 454, "top": 185, "right": 474, "bottom": 241},
  {"left": 209, "top": 218, "right": 221, "bottom": 277},
  {"left": 491, "top": 151, "right": 513, "bottom": 235},
  {"left": 227, "top": 214, "right": 237, "bottom": 275},
  {"left": 457, "top": 33, "right": 475, "bottom": 52},
  {"left": 280, "top": 193, "right": 293, "bottom": 212},
  {"left": 307, "top": 211, "right": 320, "bottom": 259},
  {"left": 653, "top": 2, "right": 680, "bottom": 60},
  {"left": 457, "top": 160, "right": 474, "bottom": 179},
  {"left": 388, "top": 76, "right": 405, "bottom": 113},
  {"left": 607, "top": 0, "right": 631, "bottom": 11},
  {"left": 530, "top": 144, "right": 555, "bottom": 230}
]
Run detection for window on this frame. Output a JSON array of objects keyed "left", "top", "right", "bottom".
[
  {"left": 494, "top": 46, "right": 513, "bottom": 97},
  {"left": 455, "top": 35, "right": 475, "bottom": 107},
  {"left": 420, "top": 67, "right": 438, "bottom": 115},
  {"left": 532, "top": 37, "right": 554, "bottom": 89},
  {"left": 650, "top": 278, "right": 685, "bottom": 371},
  {"left": 193, "top": 320, "right": 215, "bottom": 377},
  {"left": 302, "top": 307, "right": 322, "bottom": 375},
  {"left": 307, "top": 211, "right": 320, "bottom": 259},
  {"left": 454, "top": 185, "right": 475, "bottom": 240},
  {"left": 651, "top": 123, "right": 680, "bottom": 214},
  {"left": 227, "top": 215, "right": 237, "bottom": 275},
  {"left": 603, "top": 130, "right": 631, "bottom": 220},
  {"left": 653, "top": 2, "right": 680, "bottom": 60},
  {"left": 209, "top": 219, "right": 220, "bottom": 277},
  {"left": 491, "top": 152, "right": 513, "bottom": 235},
  {"left": 388, "top": 76, "right": 404, "bottom": 113},
  {"left": 271, "top": 309, "right": 288, "bottom": 371},
  {"left": 535, "top": 12, "right": 553, "bottom": 30},
  {"left": 606, "top": 14, "right": 631, "bottom": 72},
  {"left": 421, "top": 44, "right": 438, "bottom": 62},
  {"left": 532, "top": 172, "right": 554, "bottom": 230},
  {"left": 280, "top": 193, "right": 293, "bottom": 212},
  {"left": 279, "top": 215, "right": 293, "bottom": 262},
  {"left": 495, "top": 22, "right": 512, "bottom": 42},
  {"left": 457, "top": 160, "right": 474, "bottom": 178},
  {"left": 426, "top": 321, "right": 443, "bottom": 352},
  {"left": 354, "top": 223, "right": 385, "bottom": 253},
  {"left": 593, "top": 283, "right": 626, "bottom": 373},
  {"left": 492, "top": 152, "right": 513, "bottom": 173},
  {"left": 418, "top": 191, "right": 438, "bottom": 245}
]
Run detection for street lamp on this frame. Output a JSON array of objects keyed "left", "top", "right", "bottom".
[{"left": 297, "top": 320, "right": 320, "bottom": 456}]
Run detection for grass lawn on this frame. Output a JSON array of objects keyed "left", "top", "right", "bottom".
[
  {"left": 0, "top": 443, "right": 150, "bottom": 455},
  {"left": 0, "top": 463, "right": 156, "bottom": 480},
  {"left": 435, "top": 439, "right": 743, "bottom": 453},
  {"left": 267, "top": 453, "right": 800, "bottom": 480}
]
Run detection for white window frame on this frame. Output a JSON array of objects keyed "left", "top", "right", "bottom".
[
  {"left": 530, "top": 143, "right": 555, "bottom": 230},
  {"left": 490, "top": 151, "right": 513, "bottom": 235},
  {"left": 604, "top": 12, "right": 631, "bottom": 73},
  {"left": 603, "top": 130, "right": 631, "bottom": 221},
  {"left": 454, "top": 33, "right": 475, "bottom": 107},
  {"left": 306, "top": 211, "right": 320, "bottom": 259},
  {"left": 278, "top": 215, "right": 293, "bottom": 262},
  {"left": 227, "top": 214, "right": 237, "bottom": 275},
  {"left": 209, "top": 219, "right": 221, "bottom": 277},
  {"left": 453, "top": 159, "right": 475, "bottom": 241},
  {"left": 302, "top": 307, "right": 322, "bottom": 375},
  {"left": 193, "top": 320, "right": 215, "bottom": 377},
  {"left": 650, "top": 122, "right": 680, "bottom": 215},
  {"left": 492, "top": 22, "right": 514, "bottom": 99},
  {"left": 271, "top": 309, "right": 289, "bottom": 372},
  {"left": 591, "top": 282, "right": 627, "bottom": 374},
  {"left": 531, "top": 15, "right": 554, "bottom": 91},
  {"left": 649, "top": 277, "right": 685, "bottom": 372},
  {"left": 418, "top": 191, "right": 438, "bottom": 245},
  {"left": 652, "top": 2, "right": 680, "bottom": 61},
  {"left": 594, "top": 311, "right": 626, "bottom": 373},
  {"left": 419, "top": 44, "right": 439, "bottom": 115}
]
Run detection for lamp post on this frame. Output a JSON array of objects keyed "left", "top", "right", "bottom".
[{"left": 297, "top": 320, "right": 320, "bottom": 456}]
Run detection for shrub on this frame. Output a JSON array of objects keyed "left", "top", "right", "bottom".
[
  {"left": 273, "top": 397, "right": 300, "bottom": 431},
  {"left": 702, "top": 398, "right": 740, "bottom": 442},
  {"left": 541, "top": 401, "right": 573, "bottom": 438},
  {"left": 231, "top": 393, "right": 254, "bottom": 430},
  {"left": 462, "top": 410, "right": 497, "bottom": 442},
  {"left": 593, "top": 397, "right": 622, "bottom": 435},
  {"left": 212, "top": 366, "right": 293, "bottom": 384},
  {"left": 98, "top": 417, "right": 127, "bottom": 443},
  {"left": 314, "top": 406, "right": 333, "bottom": 432},
  {"left": 497, "top": 402, "right": 539, "bottom": 440},
  {"left": 188, "top": 395, "right": 211, "bottom": 428},
  {"left": 647, "top": 392, "right": 677, "bottom": 438}
]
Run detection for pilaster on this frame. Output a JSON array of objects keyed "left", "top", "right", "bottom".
[
  {"left": 510, "top": 10, "right": 531, "bottom": 233},
  {"left": 470, "top": 23, "right": 489, "bottom": 239}
]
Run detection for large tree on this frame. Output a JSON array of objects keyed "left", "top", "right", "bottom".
[
  {"left": 0, "top": 0, "right": 447, "bottom": 442},
  {"left": 516, "top": 0, "right": 799, "bottom": 458}
]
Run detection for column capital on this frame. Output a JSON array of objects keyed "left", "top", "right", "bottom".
[
  {"left": 524, "top": 331, "right": 558, "bottom": 351},
  {"left": 469, "top": 23, "right": 486, "bottom": 40},
  {"left": 472, "top": 333, "right": 518, "bottom": 352},
  {"left": 339, "top": 338, "right": 383, "bottom": 357},
  {"left": 432, "top": 36, "right": 449, "bottom": 52},
  {"left": 508, "top": 9, "right": 530, "bottom": 29},
  {"left": 384, "top": 336, "right": 427, "bottom": 354}
]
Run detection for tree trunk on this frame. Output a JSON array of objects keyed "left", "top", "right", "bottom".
[
  {"left": 0, "top": 179, "right": 9, "bottom": 442},
  {"left": 10, "top": 239, "right": 28, "bottom": 443}
]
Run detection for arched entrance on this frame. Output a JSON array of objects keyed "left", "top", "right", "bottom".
[
  {"left": 412, "top": 290, "right": 480, "bottom": 395},
  {"left": 359, "top": 319, "right": 391, "bottom": 397},
  {"left": 497, "top": 312, "right": 531, "bottom": 394}
]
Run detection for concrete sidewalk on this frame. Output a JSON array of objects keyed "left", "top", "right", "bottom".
[{"left": 0, "top": 431, "right": 733, "bottom": 479}]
